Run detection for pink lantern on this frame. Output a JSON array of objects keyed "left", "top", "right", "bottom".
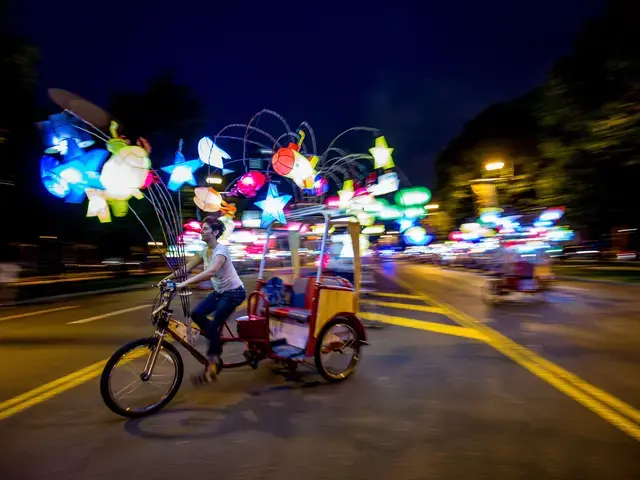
[
  {"left": 184, "top": 220, "right": 202, "bottom": 232},
  {"left": 325, "top": 196, "right": 340, "bottom": 208},
  {"left": 236, "top": 171, "right": 266, "bottom": 198}
]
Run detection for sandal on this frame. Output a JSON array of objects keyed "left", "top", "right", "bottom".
[{"left": 191, "top": 358, "right": 222, "bottom": 386}]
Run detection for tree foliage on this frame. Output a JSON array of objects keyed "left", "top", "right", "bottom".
[
  {"left": 538, "top": 0, "right": 640, "bottom": 234},
  {"left": 434, "top": 0, "right": 640, "bottom": 237},
  {"left": 433, "top": 90, "right": 547, "bottom": 228}
]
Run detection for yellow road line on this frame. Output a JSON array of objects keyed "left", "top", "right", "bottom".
[
  {"left": 67, "top": 304, "right": 152, "bottom": 324},
  {"left": 0, "top": 350, "right": 148, "bottom": 421},
  {"left": 360, "top": 299, "right": 446, "bottom": 314},
  {"left": 387, "top": 273, "right": 640, "bottom": 442},
  {"left": 366, "top": 292, "right": 422, "bottom": 300},
  {"left": 0, "top": 359, "right": 106, "bottom": 420},
  {"left": 359, "top": 312, "right": 488, "bottom": 341},
  {"left": 0, "top": 306, "right": 79, "bottom": 323}
]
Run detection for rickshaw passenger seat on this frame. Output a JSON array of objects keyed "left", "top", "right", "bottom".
[{"left": 291, "top": 277, "right": 315, "bottom": 309}]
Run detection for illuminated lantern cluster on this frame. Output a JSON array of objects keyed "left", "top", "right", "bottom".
[{"left": 37, "top": 116, "right": 154, "bottom": 223}]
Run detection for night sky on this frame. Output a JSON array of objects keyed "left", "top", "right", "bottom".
[{"left": 11, "top": 0, "right": 604, "bottom": 187}]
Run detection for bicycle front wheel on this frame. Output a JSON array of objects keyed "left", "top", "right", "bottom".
[{"left": 100, "top": 337, "right": 184, "bottom": 418}]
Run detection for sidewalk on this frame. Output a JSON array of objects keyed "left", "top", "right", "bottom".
[{"left": 1, "top": 271, "right": 169, "bottom": 307}]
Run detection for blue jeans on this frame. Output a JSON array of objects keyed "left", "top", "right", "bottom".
[{"left": 191, "top": 287, "right": 246, "bottom": 357}]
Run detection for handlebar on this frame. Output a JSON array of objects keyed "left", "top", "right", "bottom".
[{"left": 154, "top": 281, "right": 177, "bottom": 291}]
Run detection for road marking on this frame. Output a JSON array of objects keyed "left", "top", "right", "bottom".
[
  {"left": 359, "top": 312, "right": 488, "bottom": 341},
  {"left": 0, "top": 349, "right": 149, "bottom": 421},
  {"left": 0, "top": 300, "right": 247, "bottom": 420},
  {"left": 366, "top": 292, "right": 423, "bottom": 300},
  {"left": 360, "top": 299, "right": 446, "bottom": 314},
  {"left": 67, "top": 305, "right": 152, "bottom": 324},
  {"left": 0, "top": 306, "right": 79, "bottom": 323},
  {"left": 386, "top": 273, "right": 640, "bottom": 442},
  {"left": 0, "top": 358, "right": 106, "bottom": 420}
]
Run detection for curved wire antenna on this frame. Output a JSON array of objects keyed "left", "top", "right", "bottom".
[
  {"left": 64, "top": 109, "right": 111, "bottom": 142},
  {"left": 319, "top": 127, "right": 380, "bottom": 165},
  {"left": 242, "top": 110, "right": 293, "bottom": 171},
  {"left": 297, "top": 121, "right": 317, "bottom": 155}
]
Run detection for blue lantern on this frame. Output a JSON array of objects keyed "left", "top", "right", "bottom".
[{"left": 255, "top": 184, "right": 292, "bottom": 228}]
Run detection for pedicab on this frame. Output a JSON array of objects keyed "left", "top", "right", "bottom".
[
  {"left": 100, "top": 205, "right": 368, "bottom": 418},
  {"left": 482, "top": 255, "right": 549, "bottom": 305}
]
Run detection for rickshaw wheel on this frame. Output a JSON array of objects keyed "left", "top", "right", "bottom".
[{"left": 314, "top": 319, "right": 361, "bottom": 382}]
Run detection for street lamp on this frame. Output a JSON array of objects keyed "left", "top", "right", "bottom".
[
  {"left": 485, "top": 160, "right": 505, "bottom": 171},
  {"left": 425, "top": 203, "right": 439, "bottom": 210}
]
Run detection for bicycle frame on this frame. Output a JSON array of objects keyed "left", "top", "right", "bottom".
[{"left": 143, "top": 285, "right": 210, "bottom": 379}]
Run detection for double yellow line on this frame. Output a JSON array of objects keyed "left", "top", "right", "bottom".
[
  {"left": 0, "top": 359, "right": 107, "bottom": 421},
  {"left": 388, "top": 274, "right": 640, "bottom": 442}
]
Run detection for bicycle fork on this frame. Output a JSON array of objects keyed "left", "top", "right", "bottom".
[{"left": 141, "top": 331, "right": 166, "bottom": 382}]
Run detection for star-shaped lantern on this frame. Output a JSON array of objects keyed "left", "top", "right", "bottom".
[
  {"left": 162, "top": 150, "right": 202, "bottom": 191},
  {"left": 369, "top": 136, "right": 395, "bottom": 170},
  {"left": 85, "top": 188, "right": 111, "bottom": 223},
  {"left": 255, "top": 183, "right": 292, "bottom": 228}
]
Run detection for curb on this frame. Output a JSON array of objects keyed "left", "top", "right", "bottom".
[
  {"left": 0, "top": 284, "right": 153, "bottom": 308},
  {"left": 556, "top": 276, "right": 640, "bottom": 287}
]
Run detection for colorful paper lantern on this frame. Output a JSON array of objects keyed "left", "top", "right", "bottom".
[
  {"left": 338, "top": 180, "right": 355, "bottom": 208},
  {"left": 362, "top": 225, "right": 386, "bottom": 235},
  {"left": 397, "top": 218, "right": 415, "bottom": 232},
  {"left": 288, "top": 150, "right": 316, "bottom": 187},
  {"left": 539, "top": 207, "right": 565, "bottom": 223},
  {"left": 271, "top": 144, "right": 297, "bottom": 176},
  {"left": 395, "top": 187, "right": 431, "bottom": 208},
  {"left": 236, "top": 171, "right": 266, "bottom": 198},
  {"left": 255, "top": 183, "right": 292, "bottom": 228},
  {"left": 36, "top": 113, "right": 94, "bottom": 155},
  {"left": 403, "top": 226, "right": 432, "bottom": 246},
  {"left": 198, "top": 137, "right": 230, "bottom": 168},
  {"left": 100, "top": 146, "right": 151, "bottom": 200},
  {"left": 313, "top": 175, "right": 329, "bottom": 196},
  {"left": 367, "top": 172, "right": 399, "bottom": 196},
  {"left": 325, "top": 196, "right": 340, "bottom": 208},
  {"left": 218, "top": 215, "right": 235, "bottom": 240},
  {"left": 85, "top": 188, "right": 111, "bottom": 223},
  {"left": 403, "top": 206, "right": 427, "bottom": 219},
  {"left": 378, "top": 205, "right": 403, "bottom": 220},
  {"left": 193, "top": 187, "right": 223, "bottom": 212},
  {"left": 369, "top": 136, "right": 395, "bottom": 170},
  {"left": 162, "top": 150, "right": 202, "bottom": 192}
]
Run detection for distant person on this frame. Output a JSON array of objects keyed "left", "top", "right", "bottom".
[
  {"left": 163, "top": 217, "right": 246, "bottom": 384},
  {"left": 0, "top": 253, "right": 21, "bottom": 305}
]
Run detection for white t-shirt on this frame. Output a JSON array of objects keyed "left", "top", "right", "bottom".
[{"left": 199, "top": 244, "right": 244, "bottom": 293}]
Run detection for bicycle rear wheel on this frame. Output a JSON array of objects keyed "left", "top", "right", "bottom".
[{"left": 100, "top": 337, "right": 183, "bottom": 418}]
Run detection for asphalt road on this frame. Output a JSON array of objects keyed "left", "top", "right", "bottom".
[{"left": 0, "top": 265, "right": 639, "bottom": 479}]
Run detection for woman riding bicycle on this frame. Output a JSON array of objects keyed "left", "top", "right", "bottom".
[{"left": 164, "top": 216, "right": 246, "bottom": 383}]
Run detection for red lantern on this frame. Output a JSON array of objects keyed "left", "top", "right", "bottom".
[
  {"left": 271, "top": 143, "right": 298, "bottom": 176},
  {"left": 237, "top": 171, "right": 266, "bottom": 198}
]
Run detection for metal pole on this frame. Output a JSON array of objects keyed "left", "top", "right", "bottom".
[
  {"left": 258, "top": 225, "right": 271, "bottom": 280},
  {"left": 316, "top": 212, "right": 330, "bottom": 283}
]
